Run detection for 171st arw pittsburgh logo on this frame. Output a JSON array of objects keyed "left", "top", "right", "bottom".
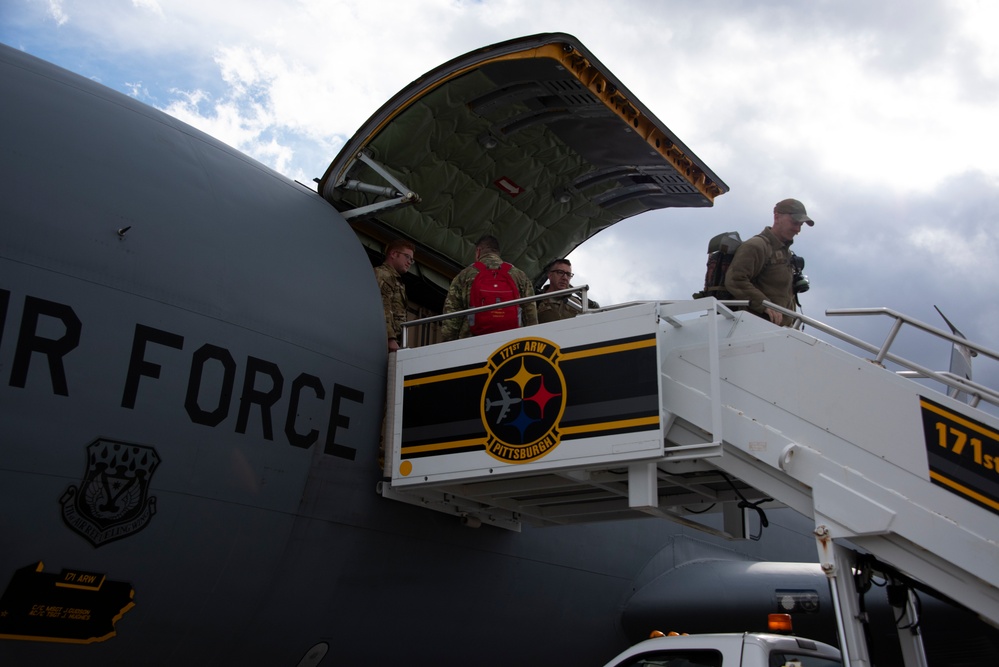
[{"left": 481, "top": 337, "right": 566, "bottom": 463}]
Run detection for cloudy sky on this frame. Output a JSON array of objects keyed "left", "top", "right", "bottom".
[{"left": 3, "top": 0, "right": 998, "bottom": 400}]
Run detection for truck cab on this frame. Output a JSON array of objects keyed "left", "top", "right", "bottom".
[{"left": 602, "top": 632, "right": 842, "bottom": 667}]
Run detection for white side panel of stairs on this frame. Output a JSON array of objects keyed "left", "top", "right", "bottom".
[{"left": 656, "top": 301, "right": 999, "bottom": 627}]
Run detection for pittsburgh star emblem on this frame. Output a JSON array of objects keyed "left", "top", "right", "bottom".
[{"left": 481, "top": 337, "right": 566, "bottom": 463}]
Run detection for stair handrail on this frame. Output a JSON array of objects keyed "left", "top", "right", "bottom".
[
  {"left": 399, "top": 285, "right": 589, "bottom": 348},
  {"left": 763, "top": 302, "right": 999, "bottom": 409}
]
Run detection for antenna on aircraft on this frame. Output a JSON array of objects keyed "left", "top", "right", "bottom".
[{"left": 934, "top": 305, "right": 976, "bottom": 403}]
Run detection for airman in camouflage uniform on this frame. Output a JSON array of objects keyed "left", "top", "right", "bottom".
[
  {"left": 441, "top": 235, "right": 537, "bottom": 341},
  {"left": 536, "top": 258, "right": 598, "bottom": 323},
  {"left": 375, "top": 239, "right": 415, "bottom": 351}
]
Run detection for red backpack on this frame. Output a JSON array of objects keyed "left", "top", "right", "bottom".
[{"left": 468, "top": 261, "right": 521, "bottom": 335}]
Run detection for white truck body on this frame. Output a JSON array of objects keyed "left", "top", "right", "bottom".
[{"left": 601, "top": 632, "right": 842, "bottom": 667}]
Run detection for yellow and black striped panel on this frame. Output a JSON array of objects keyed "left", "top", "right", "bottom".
[
  {"left": 920, "top": 396, "right": 999, "bottom": 516},
  {"left": 401, "top": 333, "right": 659, "bottom": 462}
]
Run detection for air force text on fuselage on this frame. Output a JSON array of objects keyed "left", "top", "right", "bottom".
[{"left": 0, "top": 288, "right": 365, "bottom": 460}]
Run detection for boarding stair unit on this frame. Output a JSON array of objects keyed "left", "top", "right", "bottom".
[{"left": 381, "top": 296, "right": 999, "bottom": 666}]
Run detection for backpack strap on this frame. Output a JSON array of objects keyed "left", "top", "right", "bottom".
[
  {"left": 753, "top": 233, "right": 775, "bottom": 259},
  {"left": 751, "top": 233, "right": 778, "bottom": 273}
]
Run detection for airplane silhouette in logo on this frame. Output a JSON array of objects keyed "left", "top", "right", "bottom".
[{"left": 485, "top": 382, "right": 522, "bottom": 424}]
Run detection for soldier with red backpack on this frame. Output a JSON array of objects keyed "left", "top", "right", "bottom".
[{"left": 440, "top": 235, "right": 537, "bottom": 341}]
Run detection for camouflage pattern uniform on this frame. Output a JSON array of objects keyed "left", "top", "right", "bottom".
[
  {"left": 440, "top": 252, "right": 537, "bottom": 341},
  {"left": 375, "top": 263, "right": 407, "bottom": 343},
  {"left": 723, "top": 226, "right": 795, "bottom": 326},
  {"left": 535, "top": 287, "right": 575, "bottom": 323}
]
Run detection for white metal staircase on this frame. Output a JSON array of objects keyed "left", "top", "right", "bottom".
[{"left": 382, "top": 298, "right": 999, "bottom": 665}]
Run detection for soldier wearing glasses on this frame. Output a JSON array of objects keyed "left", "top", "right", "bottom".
[
  {"left": 537, "top": 258, "right": 597, "bottom": 323},
  {"left": 375, "top": 239, "right": 415, "bottom": 351}
]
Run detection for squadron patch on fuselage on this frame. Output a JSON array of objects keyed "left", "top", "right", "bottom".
[
  {"left": 481, "top": 338, "right": 565, "bottom": 463},
  {"left": 60, "top": 439, "right": 160, "bottom": 547},
  {"left": 0, "top": 562, "right": 135, "bottom": 644}
]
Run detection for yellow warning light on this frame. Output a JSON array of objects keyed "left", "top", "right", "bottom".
[
  {"left": 768, "top": 613, "right": 793, "bottom": 632},
  {"left": 649, "top": 630, "right": 688, "bottom": 638}
]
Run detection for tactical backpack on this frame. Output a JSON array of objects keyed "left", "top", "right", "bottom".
[
  {"left": 692, "top": 231, "right": 743, "bottom": 300},
  {"left": 468, "top": 261, "right": 521, "bottom": 335}
]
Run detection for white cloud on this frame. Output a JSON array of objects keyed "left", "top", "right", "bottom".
[
  {"left": 908, "top": 227, "right": 976, "bottom": 269},
  {"left": 45, "top": 0, "right": 68, "bottom": 26},
  {"left": 953, "top": 0, "right": 999, "bottom": 81},
  {"left": 569, "top": 233, "right": 670, "bottom": 305},
  {"left": 131, "top": 0, "right": 163, "bottom": 17}
]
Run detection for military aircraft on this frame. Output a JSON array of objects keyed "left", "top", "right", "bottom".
[{"left": 1, "top": 33, "right": 997, "bottom": 667}]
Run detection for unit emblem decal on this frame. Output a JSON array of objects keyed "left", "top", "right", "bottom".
[
  {"left": 61, "top": 439, "right": 161, "bottom": 547},
  {"left": 481, "top": 337, "right": 565, "bottom": 463},
  {"left": 0, "top": 562, "right": 135, "bottom": 644}
]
